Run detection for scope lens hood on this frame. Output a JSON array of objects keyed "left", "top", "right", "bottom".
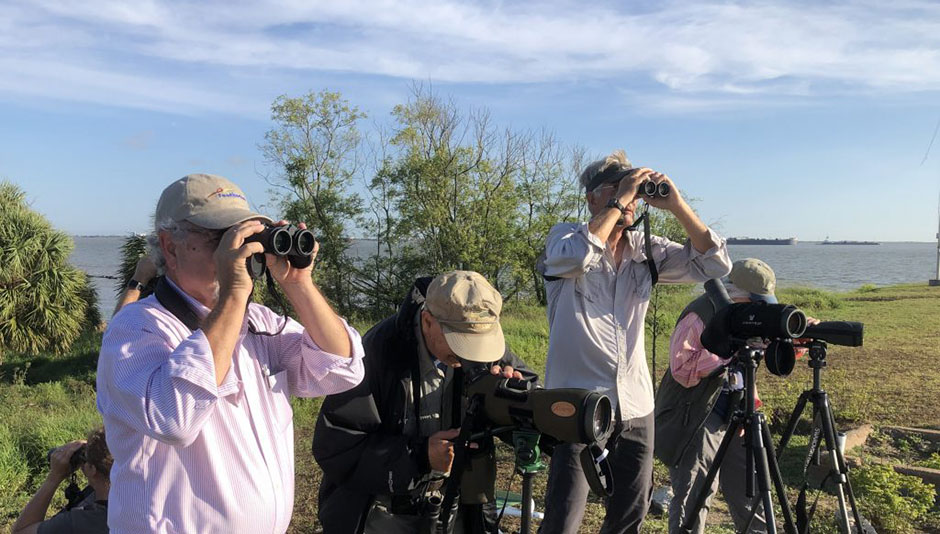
[
  {"left": 765, "top": 340, "right": 796, "bottom": 377},
  {"left": 581, "top": 393, "right": 612, "bottom": 443}
]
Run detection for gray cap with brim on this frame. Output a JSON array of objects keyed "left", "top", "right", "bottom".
[{"left": 156, "top": 173, "right": 273, "bottom": 229}]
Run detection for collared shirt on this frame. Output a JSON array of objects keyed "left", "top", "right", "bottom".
[
  {"left": 541, "top": 222, "right": 731, "bottom": 420},
  {"left": 402, "top": 307, "right": 454, "bottom": 437},
  {"left": 670, "top": 312, "right": 728, "bottom": 389},
  {"left": 671, "top": 312, "right": 766, "bottom": 407},
  {"left": 96, "top": 278, "right": 365, "bottom": 534}
]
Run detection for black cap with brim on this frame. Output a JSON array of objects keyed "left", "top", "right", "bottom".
[{"left": 586, "top": 165, "right": 634, "bottom": 192}]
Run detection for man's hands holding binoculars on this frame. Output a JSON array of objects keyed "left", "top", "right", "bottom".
[
  {"left": 48, "top": 441, "right": 87, "bottom": 481},
  {"left": 616, "top": 167, "right": 683, "bottom": 212},
  {"left": 215, "top": 220, "right": 319, "bottom": 302}
]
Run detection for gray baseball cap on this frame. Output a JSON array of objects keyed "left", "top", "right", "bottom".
[{"left": 155, "top": 174, "right": 272, "bottom": 229}]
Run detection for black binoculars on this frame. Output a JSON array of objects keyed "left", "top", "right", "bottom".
[
  {"left": 637, "top": 180, "right": 670, "bottom": 198},
  {"left": 47, "top": 445, "right": 86, "bottom": 471},
  {"left": 244, "top": 224, "right": 316, "bottom": 279}
]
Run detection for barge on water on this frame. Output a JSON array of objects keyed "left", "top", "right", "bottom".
[{"left": 727, "top": 237, "right": 798, "bottom": 245}]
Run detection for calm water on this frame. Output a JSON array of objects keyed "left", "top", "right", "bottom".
[
  {"left": 727, "top": 242, "right": 938, "bottom": 291},
  {"left": 71, "top": 236, "right": 939, "bottom": 318}
]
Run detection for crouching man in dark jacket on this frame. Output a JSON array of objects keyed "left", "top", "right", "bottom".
[{"left": 313, "top": 270, "right": 537, "bottom": 534}]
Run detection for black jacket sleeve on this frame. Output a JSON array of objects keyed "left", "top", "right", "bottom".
[
  {"left": 313, "top": 364, "right": 431, "bottom": 496},
  {"left": 313, "top": 314, "right": 432, "bottom": 496}
]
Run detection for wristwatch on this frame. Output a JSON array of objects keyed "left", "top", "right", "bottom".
[
  {"left": 127, "top": 279, "right": 146, "bottom": 292},
  {"left": 605, "top": 197, "right": 627, "bottom": 215}
]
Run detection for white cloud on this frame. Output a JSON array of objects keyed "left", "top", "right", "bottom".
[
  {"left": 2, "top": 0, "right": 940, "bottom": 116},
  {"left": 122, "top": 130, "right": 155, "bottom": 150}
]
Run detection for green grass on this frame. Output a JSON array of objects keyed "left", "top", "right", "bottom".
[
  {"left": 0, "top": 329, "right": 104, "bottom": 525},
  {"left": 2, "top": 283, "right": 939, "bottom": 533}
]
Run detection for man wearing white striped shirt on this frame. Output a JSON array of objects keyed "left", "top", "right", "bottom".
[{"left": 96, "top": 174, "right": 365, "bottom": 534}]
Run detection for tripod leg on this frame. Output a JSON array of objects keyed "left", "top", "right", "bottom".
[
  {"left": 762, "top": 416, "right": 797, "bottom": 534},
  {"left": 818, "top": 393, "right": 864, "bottom": 534},
  {"left": 741, "top": 415, "right": 799, "bottom": 534},
  {"left": 749, "top": 415, "right": 778, "bottom": 534},
  {"left": 679, "top": 417, "right": 740, "bottom": 534},
  {"left": 521, "top": 472, "right": 534, "bottom": 534},
  {"left": 777, "top": 391, "right": 811, "bottom": 454}
]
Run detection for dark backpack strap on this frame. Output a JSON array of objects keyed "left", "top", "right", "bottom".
[{"left": 153, "top": 276, "right": 200, "bottom": 331}]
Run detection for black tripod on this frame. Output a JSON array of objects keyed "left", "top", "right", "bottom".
[
  {"left": 743, "top": 340, "right": 863, "bottom": 534},
  {"left": 680, "top": 345, "right": 797, "bottom": 534}
]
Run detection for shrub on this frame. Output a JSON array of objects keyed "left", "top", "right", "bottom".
[
  {"left": 921, "top": 452, "right": 940, "bottom": 470},
  {"left": 851, "top": 463, "right": 936, "bottom": 534},
  {"left": 776, "top": 287, "right": 843, "bottom": 312},
  {"left": 0, "top": 182, "right": 96, "bottom": 356}
]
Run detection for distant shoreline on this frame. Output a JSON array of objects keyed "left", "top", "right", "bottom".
[{"left": 71, "top": 235, "right": 937, "bottom": 245}]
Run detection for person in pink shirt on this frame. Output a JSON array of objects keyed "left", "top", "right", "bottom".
[
  {"left": 96, "top": 174, "right": 365, "bottom": 534},
  {"left": 655, "top": 258, "right": 815, "bottom": 534}
]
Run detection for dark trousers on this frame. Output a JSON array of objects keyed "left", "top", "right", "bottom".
[{"left": 539, "top": 413, "right": 654, "bottom": 534}]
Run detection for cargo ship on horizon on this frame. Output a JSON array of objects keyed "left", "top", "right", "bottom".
[
  {"left": 727, "top": 237, "right": 798, "bottom": 245},
  {"left": 819, "top": 238, "right": 880, "bottom": 245}
]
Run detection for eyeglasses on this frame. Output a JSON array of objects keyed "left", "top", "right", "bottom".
[{"left": 186, "top": 227, "right": 225, "bottom": 248}]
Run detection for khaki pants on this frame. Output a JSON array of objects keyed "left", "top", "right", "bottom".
[{"left": 668, "top": 409, "right": 767, "bottom": 534}]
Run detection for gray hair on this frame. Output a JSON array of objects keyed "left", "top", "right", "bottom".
[
  {"left": 578, "top": 149, "right": 632, "bottom": 192},
  {"left": 147, "top": 217, "right": 198, "bottom": 275}
]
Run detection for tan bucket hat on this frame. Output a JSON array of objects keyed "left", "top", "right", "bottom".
[
  {"left": 425, "top": 270, "right": 506, "bottom": 363},
  {"left": 155, "top": 173, "right": 272, "bottom": 229}
]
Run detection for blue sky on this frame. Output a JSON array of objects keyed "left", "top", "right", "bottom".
[{"left": 2, "top": 0, "right": 939, "bottom": 241}]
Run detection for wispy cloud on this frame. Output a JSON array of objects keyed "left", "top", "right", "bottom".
[
  {"left": 3, "top": 0, "right": 939, "bottom": 116},
  {"left": 122, "top": 130, "right": 155, "bottom": 150}
]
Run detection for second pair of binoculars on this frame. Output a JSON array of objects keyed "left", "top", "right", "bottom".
[
  {"left": 47, "top": 444, "right": 86, "bottom": 471},
  {"left": 244, "top": 224, "right": 317, "bottom": 278},
  {"left": 637, "top": 180, "right": 670, "bottom": 198}
]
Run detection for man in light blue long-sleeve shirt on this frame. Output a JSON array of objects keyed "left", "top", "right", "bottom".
[{"left": 537, "top": 150, "right": 731, "bottom": 534}]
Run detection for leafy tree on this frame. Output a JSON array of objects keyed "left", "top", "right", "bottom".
[
  {"left": 355, "top": 87, "right": 588, "bottom": 315},
  {"left": 356, "top": 146, "right": 415, "bottom": 318},
  {"left": 0, "top": 181, "right": 96, "bottom": 357},
  {"left": 515, "top": 134, "right": 585, "bottom": 304},
  {"left": 260, "top": 90, "right": 366, "bottom": 316}
]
